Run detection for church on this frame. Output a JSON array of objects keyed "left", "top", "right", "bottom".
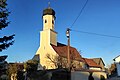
[{"left": 35, "top": 6, "right": 85, "bottom": 69}]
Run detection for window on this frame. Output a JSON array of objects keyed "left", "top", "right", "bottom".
[
  {"left": 45, "top": 20, "right": 47, "bottom": 23},
  {"left": 52, "top": 20, "right": 54, "bottom": 24}
]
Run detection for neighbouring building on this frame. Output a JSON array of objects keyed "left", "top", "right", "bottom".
[
  {"left": 83, "top": 58, "right": 105, "bottom": 71},
  {"left": 92, "top": 58, "right": 105, "bottom": 71},
  {"left": 72, "top": 58, "right": 107, "bottom": 80},
  {"left": 113, "top": 55, "right": 120, "bottom": 77},
  {"left": 35, "top": 6, "right": 84, "bottom": 69}
]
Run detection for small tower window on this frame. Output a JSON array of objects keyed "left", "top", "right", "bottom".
[
  {"left": 45, "top": 20, "right": 47, "bottom": 23},
  {"left": 52, "top": 20, "right": 54, "bottom": 24}
]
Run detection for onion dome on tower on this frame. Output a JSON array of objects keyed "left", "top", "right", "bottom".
[{"left": 43, "top": 2, "right": 56, "bottom": 18}]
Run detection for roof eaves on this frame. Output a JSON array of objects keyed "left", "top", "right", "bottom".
[{"left": 113, "top": 55, "right": 120, "bottom": 60}]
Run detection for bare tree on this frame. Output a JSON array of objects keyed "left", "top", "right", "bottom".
[
  {"left": 46, "top": 54, "right": 67, "bottom": 69},
  {"left": 7, "top": 64, "right": 18, "bottom": 80},
  {"left": 46, "top": 53, "right": 83, "bottom": 69}
]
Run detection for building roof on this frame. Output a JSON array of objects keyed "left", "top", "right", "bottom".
[
  {"left": 51, "top": 42, "right": 84, "bottom": 62},
  {"left": 32, "top": 54, "right": 40, "bottom": 62},
  {"left": 0, "top": 55, "right": 8, "bottom": 61},
  {"left": 113, "top": 55, "right": 120, "bottom": 61},
  {"left": 43, "top": 7, "right": 55, "bottom": 17},
  {"left": 92, "top": 58, "right": 105, "bottom": 66},
  {"left": 84, "top": 58, "right": 101, "bottom": 68}
]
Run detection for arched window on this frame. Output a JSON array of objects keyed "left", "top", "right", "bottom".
[
  {"left": 45, "top": 20, "right": 47, "bottom": 23},
  {"left": 52, "top": 20, "right": 54, "bottom": 24}
]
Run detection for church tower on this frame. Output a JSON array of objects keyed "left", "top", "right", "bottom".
[
  {"left": 36, "top": 5, "right": 58, "bottom": 69},
  {"left": 40, "top": 6, "right": 57, "bottom": 46}
]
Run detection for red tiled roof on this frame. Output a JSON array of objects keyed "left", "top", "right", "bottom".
[
  {"left": 84, "top": 58, "right": 101, "bottom": 68},
  {"left": 51, "top": 42, "right": 84, "bottom": 62}
]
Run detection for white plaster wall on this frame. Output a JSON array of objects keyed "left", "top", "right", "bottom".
[
  {"left": 43, "top": 15, "right": 55, "bottom": 30},
  {"left": 36, "top": 30, "right": 58, "bottom": 69},
  {"left": 40, "top": 30, "right": 50, "bottom": 46},
  {"left": 89, "top": 67, "right": 101, "bottom": 70},
  {"left": 36, "top": 44, "right": 58, "bottom": 69},
  {"left": 71, "top": 71, "right": 89, "bottom": 80},
  {"left": 71, "top": 71, "right": 107, "bottom": 80},
  {"left": 93, "top": 72, "right": 107, "bottom": 80},
  {"left": 115, "top": 56, "right": 120, "bottom": 63}
]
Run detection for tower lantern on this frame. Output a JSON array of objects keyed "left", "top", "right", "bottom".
[{"left": 42, "top": 6, "right": 56, "bottom": 31}]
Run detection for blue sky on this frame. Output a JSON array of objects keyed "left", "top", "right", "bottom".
[{"left": 1, "top": 0, "right": 120, "bottom": 66}]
